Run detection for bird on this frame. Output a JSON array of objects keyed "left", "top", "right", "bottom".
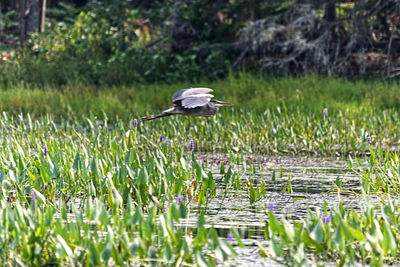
[{"left": 141, "top": 88, "right": 232, "bottom": 121}]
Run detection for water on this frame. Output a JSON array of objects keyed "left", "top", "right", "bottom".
[{"left": 187, "top": 155, "right": 372, "bottom": 266}]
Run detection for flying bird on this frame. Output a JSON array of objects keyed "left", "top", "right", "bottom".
[{"left": 141, "top": 88, "right": 232, "bottom": 121}]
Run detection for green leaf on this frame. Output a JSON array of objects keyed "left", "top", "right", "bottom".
[
  {"left": 270, "top": 239, "right": 283, "bottom": 257},
  {"left": 365, "top": 232, "right": 383, "bottom": 255},
  {"left": 310, "top": 223, "right": 324, "bottom": 243},
  {"left": 382, "top": 221, "right": 396, "bottom": 255},
  {"left": 101, "top": 242, "right": 112, "bottom": 262},
  {"left": 56, "top": 234, "right": 74, "bottom": 263},
  {"left": 268, "top": 211, "right": 283, "bottom": 235},
  {"left": 287, "top": 174, "right": 293, "bottom": 193},
  {"left": 164, "top": 243, "right": 173, "bottom": 261},
  {"left": 249, "top": 182, "right": 255, "bottom": 204},
  {"left": 171, "top": 203, "right": 181, "bottom": 222},
  {"left": 147, "top": 246, "right": 158, "bottom": 267},
  {"left": 220, "top": 161, "right": 225, "bottom": 174},
  {"left": 224, "top": 167, "right": 232, "bottom": 184},
  {"left": 111, "top": 243, "right": 124, "bottom": 266},
  {"left": 198, "top": 190, "right": 206, "bottom": 205},
  {"left": 341, "top": 221, "right": 364, "bottom": 241},
  {"left": 129, "top": 206, "right": 143, "bottom": 225},
  {"left": 138, "top": 168, "right": 149, "bottom": 185},
  {"left": 271, "top": 170, "right": 276, "bottom": 181},
  {"left": 32, "top": 188, "right": 46, "bottom": 205},
  {"left": 88, "top": 242, "right": 100, "bottom": 266},
  {"left": 283, "top": 219, "right": 295, "bottom": 242},
  {"left": 179, "top": 204, "right": 187, "bottom": 219},
  {"left": 329, "top": 223, "right": 344, "bottom": 252},
  {"left": 196, "top": 250, "right": 211, "bottom": 267}
]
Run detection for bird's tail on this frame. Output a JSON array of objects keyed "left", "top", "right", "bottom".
[{"left": 141, "top": 113, "right": 172, "bottom": 121}]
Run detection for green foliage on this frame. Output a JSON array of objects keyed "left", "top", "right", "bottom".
[
  {"left": 2, "top": 0, "right": 399, "bottom": 84},
  {"left": 0, "top": 198, "right": 236, "bottom": 266},
  {"left": 0, "top": 75, "right": 399, "bottom": 156},
  {"left": 261, "top": 199, "right": 400, "bottom": 265},
  {"left": 351, "top": 147, "right": 400, "bottom": 194},
  {"left": 0, "top": 0, "right": 233, "bottom": 86},
  {"left": 1, "top": 73, "right": 400, "bottom": 116},
  {"left": 0, "top": 114, "right": 237, "bottom": 265}
]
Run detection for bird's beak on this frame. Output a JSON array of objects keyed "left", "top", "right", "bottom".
[{"left": 215, "top": 100, "right": 233, "bottom": 106}]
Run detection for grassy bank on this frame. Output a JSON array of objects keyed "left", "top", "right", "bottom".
[
  {"left": 0, "top": 74, "right": 399, "bottom": 155},
  {"left": 1, "top": 74, "right": 399, "bottom": 119}
]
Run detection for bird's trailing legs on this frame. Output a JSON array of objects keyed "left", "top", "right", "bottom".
[{"left": 141, "top": 113, "right": 173, "bottom": 121}]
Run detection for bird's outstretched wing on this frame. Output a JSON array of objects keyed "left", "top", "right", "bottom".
[
  {"left": 172, "top": 88, "right": 214, "bottom": 102},
  {"left": 181, "top": 94, "right": 213, "bottom": 109}
]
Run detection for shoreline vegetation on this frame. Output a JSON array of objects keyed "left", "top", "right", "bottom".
[
  {"left": 1, "top": 74, "right": 399, "bottom": 118},
  {"left": 0, "top": 74, "right": 399, "bottom": 156}
]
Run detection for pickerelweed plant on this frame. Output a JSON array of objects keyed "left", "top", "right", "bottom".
[
  {"left": 350, "top": 146, "right": 400, "bottom": 194},
  {"left": 0, "top": 197, "right": 237, "bottom": 266},
  {"left": 261, "top": 199, "right": 400, "bottom": 266},
  {"left": 0, "top": 113, "right": 239, "bottom": 266},
  {"left": 1, "top": 105, "right": 400, "bottom": 265}
]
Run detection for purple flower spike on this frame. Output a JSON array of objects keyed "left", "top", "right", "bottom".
[
  {"left": 133, "top": 119, "right": 138, "bottom": 127},
  {"left": 189, "top": 139, "right": 194, "bottom": 151},
  {"left": 43, "top": 145, "right": 48, "bottom": 156},
  {"left": 367, "top": 136, "right": 371, "bottom": 144},
  {"left": 296, "top": 89, "right": 299, "bottom": 95},
  {"left": 227, "top": 233, "right": 234, "bottom": 243},
  {"left": 268, "top": 202, "right": 276, "bottom": 212},
  {"left": 159, "top": 135, "right": 163, "bottom": 142},
  {"left": 165, "top": 139, "right": 169, "bottom": 146},
  {"left": 322, "top": 213, "right": 331, "bottom": 224},
  {"left": 323, "top": 108, "right": 328, "bottom": 116},
  {"left": 31, "top": 191, "right": 37, "bottom": 208},
  {"left": 177, "top": 195, "right": 183, "bottom": 205}
]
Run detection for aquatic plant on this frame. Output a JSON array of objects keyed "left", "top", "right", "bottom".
[{"left": 262, "top": 200, "right": 400, "bottom": 265}]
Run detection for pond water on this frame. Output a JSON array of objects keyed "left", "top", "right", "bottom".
[{"left": 184, "top": 155, "right": 373, "bottom": 266}]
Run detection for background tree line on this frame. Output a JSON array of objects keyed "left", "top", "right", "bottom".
[{"left": 0, "top": 0, "right": 399, "bottom": 87}]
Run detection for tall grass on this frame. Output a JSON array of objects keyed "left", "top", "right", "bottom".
[
  {"left": 0, "top": 74, "right": 399, "bottom": 118},
  {"left": 0, "top": 74, "right": 399, "bottom": 156}
]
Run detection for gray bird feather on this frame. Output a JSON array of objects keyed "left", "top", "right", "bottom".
[
  {"left": 181, "top": 94, "right": 214, "bottom": 109},
  {"left": 172, "top": 88, "right": 214, "bottom": 102}
]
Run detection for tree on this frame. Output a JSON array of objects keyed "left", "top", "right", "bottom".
[{"left": 19, "top": 0, "right": 46, "bottom": 45}]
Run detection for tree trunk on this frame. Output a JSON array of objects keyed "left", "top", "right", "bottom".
[
  {"left": 19, "top": 0, "right": 26, "bottom": 45},
  {"left": 324, "top": 0, "right": 336, "bottom": 22},
  {"left": 40, "top": 0, "right": 46, "bottom": 32},
  {"left": 26, "top": 0, "right": 40, "bottom": 34},
  {"left": 0, "top": 3, "right": 3, "bottom": 43}
]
